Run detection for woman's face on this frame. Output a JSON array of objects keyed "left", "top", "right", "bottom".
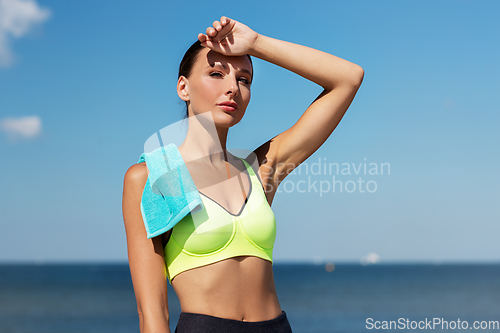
[{"left": 179, "top": 48, "right": 253, "bottom": 127}]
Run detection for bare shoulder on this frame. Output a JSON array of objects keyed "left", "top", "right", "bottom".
[
  {"left": 122, "top": 162, "right": 149, "bottom": 236},
  {"left": 122, "top": 162, "right": 173, "bottom": 245},
  {"left": 124, "top": 162, "right": 148, "bottom": 188},
  {"left": 122, "top": 163, "right": 148, "bottom": 215}
]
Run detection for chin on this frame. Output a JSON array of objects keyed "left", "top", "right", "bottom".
[{"left": 212, "top": 111, "right": 243, "bottom": 128}]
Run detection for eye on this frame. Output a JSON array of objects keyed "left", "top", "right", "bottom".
[
  {"left": 238, "top": 77, "right": 251, "bottom": 85},
  {"left": 209, "top": 71, "right": 223, "bottom": 77}
]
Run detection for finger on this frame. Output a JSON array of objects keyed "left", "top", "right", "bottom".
[
  {"left": 199, "top": 33, "right": 213, "bottom": 45},
  {"left": 212, "top": 20, "right": 222, "bottom": 31},
  {"left": 206, "top": 26, "right": 217, "bottom": 37},
  {"left": 220, "top": 16, "right": 229, "bottom": 26},
  {"left": 212, "top": 24, "right": 232, "bottom": 43},
  {"left": 198, "top": 33, "right": 208, "bottom": 42},
  {"left": 219, "top": 40, "right": 231, "bottom": 53},
  {"left": 227, "top": 33, "right": 234, "bottom": 45},
  {"left": 201, "top": 39, "right": 224, "bottom": 54}
]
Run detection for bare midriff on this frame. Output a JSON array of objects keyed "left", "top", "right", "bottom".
[{"left": 171, "top": 255, "right": 282, "bottom": 322}]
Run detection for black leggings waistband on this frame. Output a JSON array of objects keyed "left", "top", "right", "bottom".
[{"left": 174, "top": 310, "right": 293, "bottom": 333}]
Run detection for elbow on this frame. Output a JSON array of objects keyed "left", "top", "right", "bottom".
[
  {"left": 351, "top": 65, "right": 364, "bottom": 87},
  {"left": 329, "top": 64, "right": 364, "bottom": 91}
]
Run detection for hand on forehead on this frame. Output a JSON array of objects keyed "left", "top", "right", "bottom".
[{"left": 202, "top": 49, "right": 252, "bottom": 75}]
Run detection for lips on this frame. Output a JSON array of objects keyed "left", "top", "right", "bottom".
[{"left": 218, "top": 101, "right": 238, "bottom": 112}]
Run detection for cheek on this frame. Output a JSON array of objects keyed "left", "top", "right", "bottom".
[
  {"left": 242, "top": 87, "right": 251, "bottom": 105},
  {"left": 192, "top": 78, "right": 222, "bottom": 101}
]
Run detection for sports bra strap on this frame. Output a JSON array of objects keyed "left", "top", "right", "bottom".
[{"left": 238, "top": 157, "right": 255, "bottom": 176}]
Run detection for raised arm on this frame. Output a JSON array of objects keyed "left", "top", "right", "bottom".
[
  {"left": 122, "top": 163, "right": 171, "bottom": 333},
  {"left": 199, "top": 16, "right": 364, "bottom": 200},
  {"left": 251, "top": 34, "right": 364, "bottom": 195}
]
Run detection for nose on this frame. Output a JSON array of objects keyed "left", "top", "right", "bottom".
[{"left": 225, "top": 75, "right": 239, "bottom": 97}]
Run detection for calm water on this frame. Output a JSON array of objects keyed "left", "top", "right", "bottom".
[{"left": 0, "top": 263, "right": 499, "bottom": 332}]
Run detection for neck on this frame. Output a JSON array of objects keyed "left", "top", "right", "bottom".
[{"left": 178, "top": 112, "right": 229, "bottom": 166}]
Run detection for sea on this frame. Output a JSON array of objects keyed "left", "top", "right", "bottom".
[{"left": 0, "top": 263, "right": 499, "bottom": 333}]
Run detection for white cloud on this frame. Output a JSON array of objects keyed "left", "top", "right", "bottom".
[
  {"left": 0, "top": 0, "right": 51, "bottom": 67},
  {"left": 0, "top": 115, "right": 42, "bottom": 141}
]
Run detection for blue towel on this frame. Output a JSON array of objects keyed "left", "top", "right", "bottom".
[{"left": 137, "top": 143, "right": 204, "bottom": 239}]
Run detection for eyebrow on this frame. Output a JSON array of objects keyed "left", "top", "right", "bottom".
[
  {"left": 239, "top": 68, "right": 253, "bottom": 77},
  {"left": 209, "top": 63, "right": 252, "bottom": 77}
]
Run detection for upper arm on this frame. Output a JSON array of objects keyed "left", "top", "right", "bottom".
[
  {"left": 253, "top": 73, "right": 364, "bottom": 194},
  {"left": 122, "top": 163, "right": 171, "bottom": 331}
]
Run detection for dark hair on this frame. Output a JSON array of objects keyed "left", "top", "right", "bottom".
[{"left": 178, "top": 40, "right": 253, "bottom": 119}]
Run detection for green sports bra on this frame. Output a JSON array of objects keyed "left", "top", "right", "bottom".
[{"left": 164, "top": 158, "right": 276, "bottom": 283}]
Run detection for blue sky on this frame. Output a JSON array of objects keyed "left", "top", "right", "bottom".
[{"left": 1, "top": 0, "right": 499, "bottom": 264}]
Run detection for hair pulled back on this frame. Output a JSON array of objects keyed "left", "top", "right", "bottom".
[{"left": 178, "top": 40, "right": 253, "bottom": 119}]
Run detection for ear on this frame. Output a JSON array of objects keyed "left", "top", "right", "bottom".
[{"left": 177, "top": 76, "right": 189, "bottom": 102}]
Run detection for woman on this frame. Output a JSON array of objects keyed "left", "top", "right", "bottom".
[{"left": 122, "top": 16, "right": 363, "bottom": 333}]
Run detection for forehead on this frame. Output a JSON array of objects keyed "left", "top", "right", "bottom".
[{"left": 195, "top": 48, "right": 253, "bottom": 74}]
